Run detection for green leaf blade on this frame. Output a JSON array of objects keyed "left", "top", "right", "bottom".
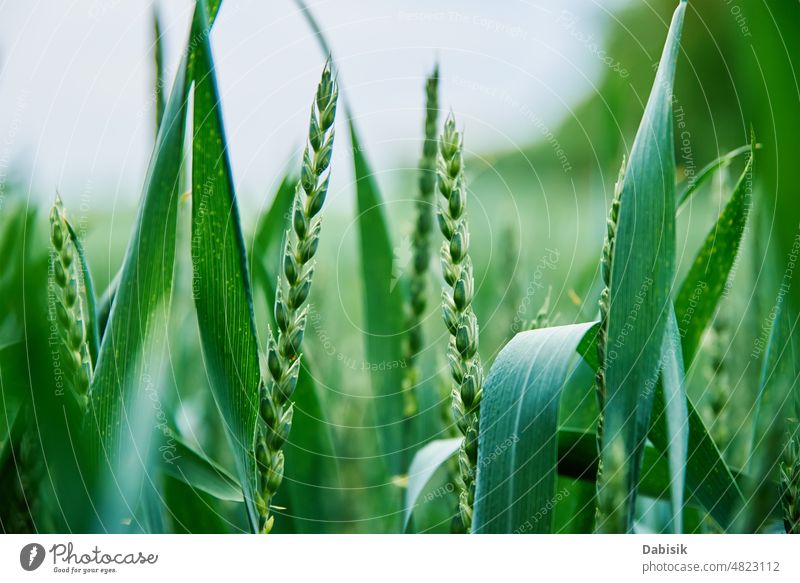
[
  {"left": 88, "top": 19, "right": 197, "bottom": 529},
  {"left": 660, "top": 308, "right": 689, "bottom": 533},
  {"left": 602, "top": 0, "right": 686, "bottom": 531},
  {"left": 349, "top": 122, "right": 407, "bottom": 479},
  {"left": 676, "top": 147, "right": 754, "bottom": 361},
  {"left": 190, "top": 2, "right": 261, "bottom": 531},
  {"left": 677, "top": 144, "right": 753, "bottom": 208}
]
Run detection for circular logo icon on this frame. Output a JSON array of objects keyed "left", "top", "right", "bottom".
[{"left": 20, "top": 543, "right": 46, "bottom": 571}]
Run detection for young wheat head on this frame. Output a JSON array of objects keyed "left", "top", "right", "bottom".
[
  {"left": 255, "top": 62, "right": 338, "bottom": 534},
  {"left": 437, "top": 113, "right": 483, "bottom": 533},
  {"left": 49, "top": 195, "right": 92, "bottom": 410},
  {"left": 594, "top": 156, "right": 626, "bottom": 534}
]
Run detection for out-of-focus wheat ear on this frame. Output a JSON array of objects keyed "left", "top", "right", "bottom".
[{"left": 401, "top": 66, "right": 440, "bottom": 419}]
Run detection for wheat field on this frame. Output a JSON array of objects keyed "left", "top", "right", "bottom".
[{"left": 1, "top": 0, "right": 799, "bottom": 536}]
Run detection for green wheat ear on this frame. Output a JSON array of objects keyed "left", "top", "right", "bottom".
[
  {"left": 255, "top": 61, "right": 338, "bottom": 534},
  {"left": 49, "top": 195, "right": 92, "bottom": 411},
  {"left": 701, "top": 318, "right": 732, "bottom": 451},
  {"left": 594, "top": 156, "right": 626, "bottom": 534},
  {"left": 781, "top": 389, "right": 800, "bottom": 534},
  {"left": 781, "top": 435, "right": 800, "bottom": 534},
  {"left": 437, "top": 113, "right": 483, "bottom": 533},
  {"left": 402, "top": 65, "right": 440, "bottom": 418}
]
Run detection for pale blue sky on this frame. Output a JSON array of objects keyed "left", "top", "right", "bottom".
[{"left": 0, "top": 0, "right": 629, "bottom": 209}]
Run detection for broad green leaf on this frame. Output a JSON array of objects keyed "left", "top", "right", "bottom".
[
  {"left": 403, "top": 437, "right": 461, "bottom": 530},
  {"left": 349, "top": 123, "right": 407, "bottom": 478},
  {"left": 602, "top": 0, "right": 686, "bottom": 531},
  {"left": 190, "top": 0, "right": 260, "bottom": 531},
  {"left": 677, "top": 144, "right": 752, "bottom": 208},
  {"left": 659, "top": 308, "right": 688, "bottom": 533},
  {"left": 473, "top": 322, "right": 596, "bottom": 533},
  {"left": 160, "top": 431, "right": 244, "bottom": 502},
  {"left": 676, "top": 146, "right": 754, "bottom": 360},
  {"left": 88, "top": 7, "right": 203, "bottom": 529}
]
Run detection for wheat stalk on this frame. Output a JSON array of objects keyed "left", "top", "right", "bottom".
[
  {"left": 437, "top": 113, "right": 483, "bottom": 533},
  {"left": 49, "top": 195, "right": 92, "bottom": 410},
  {"left": 255, "top": 62, "right": 338, "bottom": 534},
  {"left": 401, "top": 66, "right": 440, "bottom": 418},
  {"left": 594, "top": 157, "right": 625, "bottom": 533}
]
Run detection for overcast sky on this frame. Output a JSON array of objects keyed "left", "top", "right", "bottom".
[{"left": 0, "top": 0, "right": 629, "bottom": 209}]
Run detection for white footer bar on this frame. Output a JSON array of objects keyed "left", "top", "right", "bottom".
[{"left": 1, "top": 535, "right": 797, "bottom": 582}]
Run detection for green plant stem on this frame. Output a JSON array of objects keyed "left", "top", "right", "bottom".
[
  {"left": 437, "top": 114, "right": 483, "bottom": 533},
  {"left": 402, "top": 66, "right": 439, "bottom": 418},
  {"left": 255, "top": 63, "right": 338, "bottom": 534}
]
